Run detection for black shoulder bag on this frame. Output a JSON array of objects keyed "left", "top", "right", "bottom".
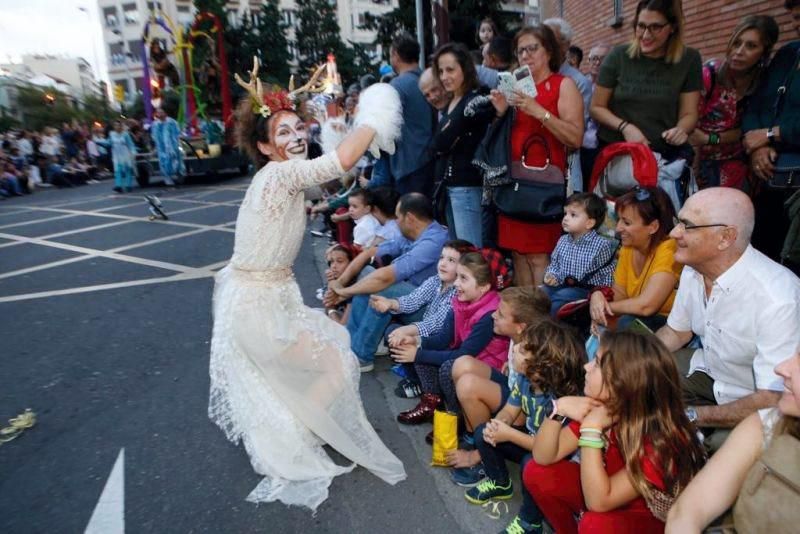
[
  {"left": 492, "top": 133, "right": 567, "bottom": 222},
  {"left": 768, "top": 48, "right": 800, "bottom": 190}
]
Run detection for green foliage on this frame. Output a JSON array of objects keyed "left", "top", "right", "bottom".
[
  {"left": 361, "top": 0, "right": 518, "bottom": 62},
  {"left": 0, "top": 114, "right": 21, "bottom": 133},
  {"left": 293, "top": 0, "right": 370, "bottom": 86},
  {"left": 17, "top": 87, "right": 78, "bottom": 131}
]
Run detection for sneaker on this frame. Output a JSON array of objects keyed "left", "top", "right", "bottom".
[
  {"left": 450, "top": 463, "right": 486, "bottom": 487},
  {"left": 460, "top": 432, "right": 475, "bottom": 448},
  {"left": 391, "top": 363, "right": 409, "bottom": 379},
  {"left": 310, "top": 229, "right": 331, "bottom": 238},
  {"left": 394, "top": 378, "right": 422, "bottom": 399},
  {"left": 465, "top": 479, "right": 513, "bottom": 505},
  {"left": 358, "top": 359, "right": 374, "bottom": 373},
  {"left": 315, "top": 287, "right": 325, "bottom": 301},
  {"left": 501, "top": 515, "right": 542, "bottom": 534}
]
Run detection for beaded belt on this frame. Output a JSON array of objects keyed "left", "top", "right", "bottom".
[{"left": 228, "top": 265, "right": 293, "bottom": 284}]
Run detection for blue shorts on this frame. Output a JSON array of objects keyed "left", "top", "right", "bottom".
[{"left": 489, "top": 367, "right": 511, "bottom": 409}]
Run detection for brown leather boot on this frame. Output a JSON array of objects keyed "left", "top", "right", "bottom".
[{"left": 397, "top": 393, "right": 441, "bottom": 425}]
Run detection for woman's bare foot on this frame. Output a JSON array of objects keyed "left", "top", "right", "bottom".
[{"left": 446, "top": 448, "right": 480, "bottom": 468}]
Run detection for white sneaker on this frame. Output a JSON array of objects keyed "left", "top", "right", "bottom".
[
  {"left": 358, "top": 359, "right": 374, "bottom": 373},
  {"left": 316, "top": 287, "right": 325, "bottom": 301}
]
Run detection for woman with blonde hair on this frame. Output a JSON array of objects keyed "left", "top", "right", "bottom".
[
  {"left": 692, "top": 15, "right": 780, "bottom": 190},
  {"left": 590, "top": 0, "right": 702, "bottom": 157}
]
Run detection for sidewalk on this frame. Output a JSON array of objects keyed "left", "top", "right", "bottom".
[{"left": 308, "top": 217, "right": 524, "bottom": 534}]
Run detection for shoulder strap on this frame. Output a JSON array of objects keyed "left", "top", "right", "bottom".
[{"left": 579, "top": 240, "right": 619, "bottom": 285}]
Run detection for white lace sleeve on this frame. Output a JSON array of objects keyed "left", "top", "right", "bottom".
[{"left": 278, "top": 152, "right": 345, "bottom": 196}]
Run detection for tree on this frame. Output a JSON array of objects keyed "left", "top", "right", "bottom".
[
  {"left": 293, "top": 0, "right": 362, "bottom": 85},
  {"left": 362, "top": 0, "right": 518, "bottom": 63},
  {"left": 17, "top": 87, "right": 76, "bottom": 131}
]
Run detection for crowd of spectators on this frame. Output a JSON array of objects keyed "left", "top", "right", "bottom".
[{"left": 304, "top": 1, "right": 800, "bottom": 532}]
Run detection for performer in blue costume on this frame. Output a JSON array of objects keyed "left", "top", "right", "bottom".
[
  {"left": 151, "top": 108, "right": 184, "bottom": 186},
  {"left": 102, "top": 121, "right": 137, "bottom": 193}
]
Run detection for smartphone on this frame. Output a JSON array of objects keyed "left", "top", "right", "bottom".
[
  {"left": 513, "top": 65, "right": 538, "bottom": 98},
  {"left": 627, "top": 318, "right": 654, "bottom": 335},
  {"left": 497, "top": 71, "right": 515, "bottom": 100}
]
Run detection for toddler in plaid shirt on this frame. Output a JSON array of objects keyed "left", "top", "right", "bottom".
[{"left": 543, "top": 193, "right": 616, "bottom": 315}]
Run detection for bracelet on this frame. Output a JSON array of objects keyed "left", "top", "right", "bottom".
[
  {"left": 541, "top": 111, "right": 552, "bottom": 124},
  {"left": 578, "top": 437, "right": 605, "bottom": 449},
  {"left": 617, "top": 120, "right": 629, "bottom": 133},
  {"left": 707, "top": 132, "right": 720, "bottom": 145},
  {"left": 579, "top": 427, "right": 604, "bottom": 435}
]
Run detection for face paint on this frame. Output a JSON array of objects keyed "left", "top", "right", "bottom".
[{"left": 268, "top": 111, "right": 308, "bottom": 161}]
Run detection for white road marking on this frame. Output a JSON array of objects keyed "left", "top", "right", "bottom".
[{"left": 84, "top": 448, "right": 125, "bottom": 534}]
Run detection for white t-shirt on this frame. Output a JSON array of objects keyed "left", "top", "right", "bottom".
[
  {"left": 667, "top": 246, "right": 800, "bottom": 404},
  {"left": 352, "top": 213, "right": 381, "bottom": 247}
]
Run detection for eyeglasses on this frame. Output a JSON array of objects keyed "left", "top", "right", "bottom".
[
  {"left": 588, "top": 55, "right": 604, "bottom": 64},
  {"left": 635, "top": 22, "right": 670, "bottom": 35},
  {"left": 672, "top": 216, "right": 729, "bottom": 231},
  {"left": 516, "top": 43, "right": 541, "bottom": 57}
]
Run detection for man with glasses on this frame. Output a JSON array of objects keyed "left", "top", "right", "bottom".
[
  {"left": 581, "top": 44, "right": 610, "bottom": 183},
  {"left": 655, "top": 187, "right": 800, "bottom": 451}
]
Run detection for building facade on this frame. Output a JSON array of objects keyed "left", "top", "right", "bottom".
[{"left": 539, "top": 0, "right": 798, "bottom": 73}]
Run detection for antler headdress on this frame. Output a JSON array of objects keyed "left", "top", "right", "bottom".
[{"left": 235, "top": 56, "right": 335, "bottom": 119}]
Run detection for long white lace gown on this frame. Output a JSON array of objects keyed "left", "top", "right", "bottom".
[{"left": 208, "top": 152, "right": 406, "bottom": 511}]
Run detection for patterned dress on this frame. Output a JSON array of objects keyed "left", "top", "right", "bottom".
[
  {"left": 150, "top": 117, "right": 184, "bottom": 182},
  {"left": 696, "top": 60, "right": 749, "bottom": 189}
]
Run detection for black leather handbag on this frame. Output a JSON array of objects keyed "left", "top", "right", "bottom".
[
  {"left": 767, "top": 48, "right": 800, "bottom": 191},
  {"left": 493, "top": 133, "right": 566, "bottom": 222}
]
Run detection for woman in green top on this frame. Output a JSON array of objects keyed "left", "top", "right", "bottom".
[{"left": 590, "top": 0, "right": 703, "bottom": 157}]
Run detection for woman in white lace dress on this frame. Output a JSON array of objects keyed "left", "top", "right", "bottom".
[{"left": 208, "top": 73, "right": 406, "bottom": 511}]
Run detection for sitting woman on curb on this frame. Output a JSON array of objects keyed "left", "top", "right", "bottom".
[
  {"left": 526, "top": 331, "right": 706, "bottom": 533},
  {"left": 666, "top": 348, "right": 800, "bottom": 533},
  {"left": 589, "top": 186, "right": 680, "bottom": 332},
  {"left": 390, "top": 250, "right": 510, "bottom": 426}
]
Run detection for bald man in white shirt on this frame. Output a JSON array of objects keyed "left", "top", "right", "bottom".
[{"left": 656, "top": 187, "right": 800, "bottom": 449}]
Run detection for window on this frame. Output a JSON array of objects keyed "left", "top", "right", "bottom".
[
  {"left": 103, "top": 7, "right": 118, "bottom": 28},
  {"left": 128, "top": 41, "right": 141, "bottom": 62},
  {"left": 609, "top": 0, "right": 624, "bottom": 28},
  {"left": 134, "top": 77, "right": 145, "bottom": 92},
  {"left": 281, "top": 9, "right": 294, "bottom": 26},
  {"left": 146, "top": 2, "right": 163, "bottom": 11},
  {"left": 177, "top": 5, "right": 190, "bottom": 12},
  {"left": 357, "top": 13, "right": 367, "bottom": 26},
  {"left": 123, "top": 3, "right": 139, "bottom": 25}
]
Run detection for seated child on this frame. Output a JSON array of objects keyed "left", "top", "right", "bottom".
[
  {"left": 464, "top": 320, "right": 586, "bottom": 534},
  {"left": 348, "top": 189, "right": 381, "bottom": 248},
  {"left": 543, "top": 192, "right": 617, "bottom": 315},
  {"left": 527, "top": 331, "right": 706, "bottom": 534},
  {"left": 324, "top": 244, "right": 355, "bottom": 325},
  {"left": 390, "top": 250, "right": 510, "bottom": 425},
  {"left": 371, "top": 239, "right": 474, "bottom": 398},
  {"left": 448, "top": 286, "right": 551, "bottom": 485}
]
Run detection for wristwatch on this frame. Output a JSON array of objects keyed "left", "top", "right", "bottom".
[
  {"left": 548, "top": 399, "right": 567, "bottom": 423},
  {"left": 685, "top": 407, "right": 698, "bottom": 424},
  {"left": 766, "top": 127, "right": 776, "bottom": 144}
]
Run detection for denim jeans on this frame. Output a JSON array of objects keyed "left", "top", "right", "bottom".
[
  {"left": 474, "top": 422, "right": 543, "bottom": 526},
  {"left": 541, "top": 284, "right": 590, "bottom": 316},
  {"left": 446, "top": 186, "right": 483, "bottom": 248},
  {"left": 346, "top": 267, "right": 424, "bottom": 363}
]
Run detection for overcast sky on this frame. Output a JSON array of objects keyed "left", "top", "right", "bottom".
[{"left": 0, "top": 0, "right": 109, "bottom": 82}]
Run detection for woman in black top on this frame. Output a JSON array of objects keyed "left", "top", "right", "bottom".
[{"left": 432, "top": 42, "right": 495, "bottom": 248}]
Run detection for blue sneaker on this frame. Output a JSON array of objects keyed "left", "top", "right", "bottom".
[
  {"left": 391, "top": 363, "right": 409, "bottom": 378},
  {"left": 465, "top": 478, "right": 513, "bottom": 504},
  {"left": 450, "top": 463, "right": 486, "bottom": 487},
  {"left": 501, "top": 515, "right": 542, "bottom": 534}
]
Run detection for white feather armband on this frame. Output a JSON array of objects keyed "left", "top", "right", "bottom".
[
  {"left": 320, "top": 118, "right": 348, "bottom": 154},
  {"left": 352, "top": 83, "right": 403, "bottom": 158}
]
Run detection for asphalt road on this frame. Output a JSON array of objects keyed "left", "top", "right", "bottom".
[{"left": 0, "top": 178, "right": 520, "bottom": 533}]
